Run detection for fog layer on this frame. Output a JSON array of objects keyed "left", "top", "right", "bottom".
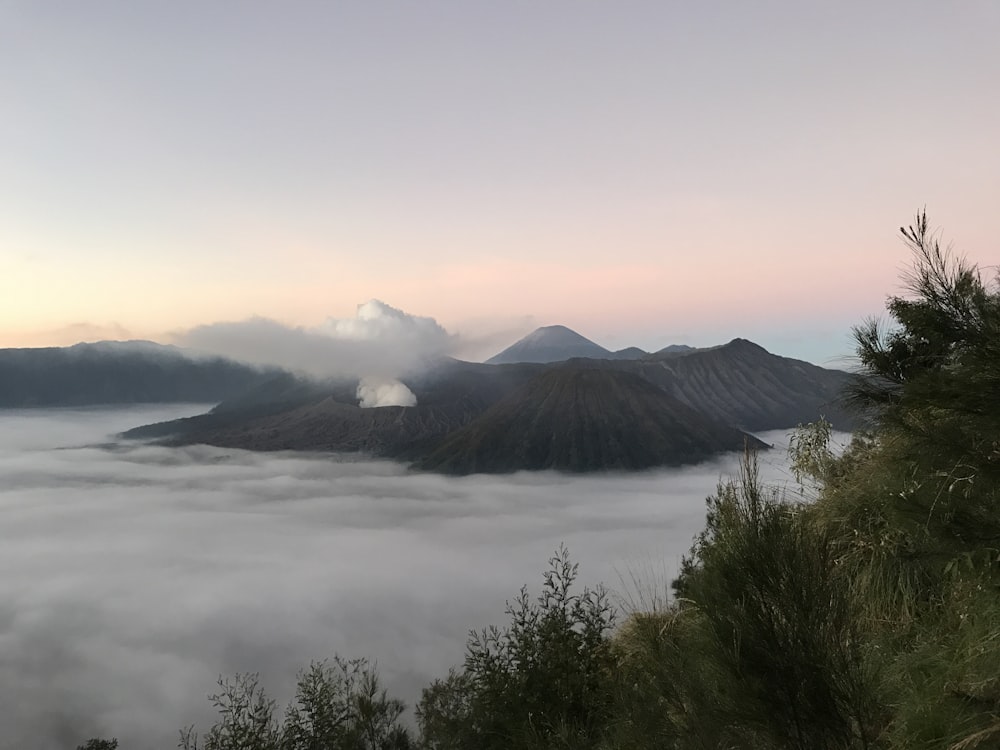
[{"left": 0, "top": 406, "right": 825, "bottom": 749}]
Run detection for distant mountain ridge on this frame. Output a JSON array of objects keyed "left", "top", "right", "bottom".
[
  {"left": 655, "top": 344, "right": 696, "bottom": 356},
  {"left": 125, "top": 337, "right": 857, "bottom": 474},
  {"left": 571, "top": 338, "right": 855, "bottom": 431},
  {"left": 486, "top": 325, "right": 615, "bottom": 364},
  {"left": 485, "top": 325, "right": 658, "bottom": 365},
  {"left": 485, "top": 324, "right": 694, "bottom": 365},
  {"left": 0, "top": 341, "right": 276, "bottom": 407},
  {"left": 4, "top": 334, "right": 857, "bottom": 474}
]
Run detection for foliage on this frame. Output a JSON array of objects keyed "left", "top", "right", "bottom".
[
  {"left": 76, "top": 741, "right": 119, "bottom": 750},
  {"left": 180, "top": 658, "right": 411, "bottom": 750},
  {"left": 851, "top": 210, "right": 1000, "bottom": 484},
  {"left": 417, "top": 546, "right": 617, "bottom": 750},
  {"left": 788, "top": 415, "right": 836, "bottom": 490},
  {"left": 284, "top": 659, "right": 411, "bottom": 750},
  {"left": 611, "top": 606, "right": 732, "bottom": 749},
  {"left": 413, "top": 670, "right": 474, "bottom": 750},
  {"left": 672, "top": 454, "right": 878, "bottom": 749},
  {"left": 796, "top": 212, "right": 1000, "bottom": 749}
]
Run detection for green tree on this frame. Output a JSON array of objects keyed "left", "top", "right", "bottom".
[
  {"left": 671, "top": 453, "right": 878, "bottom": 750},
  {"left": 851, "top": 210, "right": 1000, "bottom": 487},
  {"left": 414, "top": 670, "right": 473, "bottom": 750},
  {"left": 792, "top": 211, "right": 1000, "bottom": 748},
  {"left": 181, "top": 658, "right": 411, "bottom": 750},
  {"left": 283, "top": 658, "right": 410, "bottom": 750},
  {"left": 418, "top": 547, "right": 617, "bottom": 750},
  {"left": 76, "top": 740, "right": 119, "bottom": 750},
  {"left": 180, "top": 673, "right": 280, "bottom": 750}
]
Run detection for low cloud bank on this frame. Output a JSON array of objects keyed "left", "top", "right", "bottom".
[
  {"left": 0, "top": 406, "right": 831, "bottom": 749},
  {"left": 176, "top": 300, "right": 454, "bottom": 383}
]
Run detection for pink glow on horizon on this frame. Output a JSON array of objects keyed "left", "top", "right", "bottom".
[{"left": 1, "top": 3, "right": 997, "bottom": 364}]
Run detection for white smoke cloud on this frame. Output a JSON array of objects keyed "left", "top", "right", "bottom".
[
  {"left": 321, "top": 300, "right": 445, "bottom": 342},
  {"left": 357, "top": 377, "right": 418, "bottom": 408},
  {"left": 175, "top": 300, "right": 454, "bottom": 382}
]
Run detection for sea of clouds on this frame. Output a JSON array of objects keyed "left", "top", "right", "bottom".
[{"left": 0, "top": 405, "right": 840, "bottom": 749}]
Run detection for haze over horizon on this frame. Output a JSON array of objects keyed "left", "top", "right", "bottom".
[{"left": 3, "top": 2, "right": 998, "bottom": 365}]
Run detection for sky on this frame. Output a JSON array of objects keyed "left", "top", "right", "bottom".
[
  {"left": 1, "top": 1, "right": 997, "bottom": 365},
  {"left": 0, "top": 404, "right": 837, "bottom": 748}
]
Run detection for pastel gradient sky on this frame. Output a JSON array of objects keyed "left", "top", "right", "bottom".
[{"left": 2, "top": 1, "right": 997, "bottom": 364}]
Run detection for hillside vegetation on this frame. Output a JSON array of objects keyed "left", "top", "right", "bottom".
[{"left": 81, "top": 213, "right": 1000, "bottom": 749}]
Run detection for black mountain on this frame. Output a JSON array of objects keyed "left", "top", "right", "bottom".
[
  {"left": 415, "top": 367, "right": 765, "bottom": 474},
  {"left": 124, "top": 339, "right": 855, "bottom": 473}
]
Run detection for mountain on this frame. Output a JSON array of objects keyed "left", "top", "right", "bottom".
[
  {"left": 132, "top": 359, "right": 775, "bottom": 474},
  {"left": 653, "top": 338, "right": 855, "bottom": 429},
  {"left": 151, "top": 396, "right": 473, "bottom": 456},
  {"left": 610, "top": 346, "right": 648, "bottom": 359},
  {"left": 588, "top": 338, "right": 856, "bottom": 430},
  {"left": 414, "top": 367, "right": 766, "bottom": 474},
  {"left": 123, "top": 358, "right": 544, "bottom": 456},
  {"left": 654, "top": 344, "right": 696, "bottom": 356},
  {"left": 486, "top": 325, "right": 612, "bottom": 364},
  {"left": 122, "top": 338, "right": 857, "bottom": 474},
  {"left": 0, "top": 341, "right": 277, "bottom": 407},
  {"left": 486, "top": 326, "right": 686, "bottom": 364}
]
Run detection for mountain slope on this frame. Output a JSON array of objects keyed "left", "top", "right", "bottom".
[
  {"left": 126, "top": 358, "right": 544, "bottom": 456},
  {"left": 607, "top": 338, "right": 856, "bottom": 430},
  {"left": 486, "top": 325, "right": 612, "bottom": 364},
  {"left": 161, "top": 397, "right": 469, "bottom": 456},
  {"left": 654, "top": 344, "right": 696, "bottom": 356},
  {"left": 0, "top": 341, "right": 277, "bottom": 407},
  {"left": 415, "top": 367, "right": 766, "bottom": 474},
  {"left": 610, "top": 346, "right": 648, "bottom": 360},
  {"left": 121, "top": 339, "right": 856, "bottom": 473},
  {"left": 661, "top": 339, "right": 855, "bottom": 428}
]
